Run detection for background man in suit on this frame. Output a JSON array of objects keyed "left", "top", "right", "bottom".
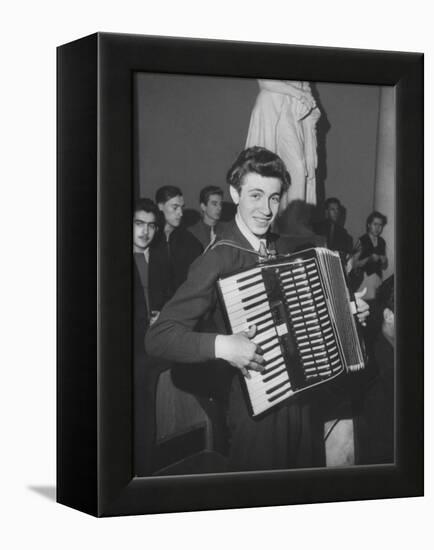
[
  {"left": 133, "top": 198, "right": 160, "bottom": 473},
  {"left": 188, "top": 185, "right": 224, "bottom": 248},
  {"left": 149, "top": 185, "right": 203, "bottom": 311},
  {"left": 314, "top": 197, "right": 353, "bottom": 264},
  {"left": 133, "top": 197, "right": 160, "bottom": 347}
]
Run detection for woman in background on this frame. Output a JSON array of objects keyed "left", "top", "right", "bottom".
[{"left": 352, "top": 211, "right": 388, "bottom": 302}]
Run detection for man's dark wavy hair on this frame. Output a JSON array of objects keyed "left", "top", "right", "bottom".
[
  {"left": 133, "top": 197, "right": 159, "bottom": 219},
  {"left": 325, "top": 197, "right": 341, "bottom": 209},
  {"left": 155, "top": 185, "right": 183, "bottom": 205},
  {"left": 366, "top": 210, "right": 387, "bottom": 231},
  {"left": 226, "top": 146, "right": 291, "bottom": 193},
  {"left": 199, "top": 185, "right": 223, "bottom": 205}
]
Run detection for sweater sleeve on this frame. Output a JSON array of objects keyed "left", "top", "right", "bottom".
[{"left": 145, "top": 247, "right": 226, "bottom": 363}]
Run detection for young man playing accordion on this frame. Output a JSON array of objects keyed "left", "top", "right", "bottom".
[{"left": 146, "top": 146, "right": 369, "bottom": 471}]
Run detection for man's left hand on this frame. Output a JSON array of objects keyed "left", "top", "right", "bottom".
[{"left": 354, "top": 287, "right": 370, "bottom": 326}]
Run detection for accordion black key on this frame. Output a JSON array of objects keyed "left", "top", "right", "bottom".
[{"left": 217, "top": 248, "right": 365, "bottom": 417}]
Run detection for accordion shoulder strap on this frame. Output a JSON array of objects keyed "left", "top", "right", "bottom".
[{"left": 204, "top": 238, "right": 262, "bottom": 258}]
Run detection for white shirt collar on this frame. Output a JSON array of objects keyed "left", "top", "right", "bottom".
[
  {"left": 235, "top": 213, "right": 265, "bottom": 252},
  {"left": 133, "top": 248, "right": 150, "bottom": 262}
]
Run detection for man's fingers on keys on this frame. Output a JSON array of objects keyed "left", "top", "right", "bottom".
[
  {"left": 255, "top": 344, "right": 264, "bottom": 356},
  {"left": 252, "top": 352, "right": 264, "bottom": 365},
  {"left": 244, "top": 325, "right": 257, "bottom": 339},
  {"left": 248, "top": 359, "right": 265, "bottom": 373},
  {"left": 240, "top": 367, "right": 251, "bottom": 379}
]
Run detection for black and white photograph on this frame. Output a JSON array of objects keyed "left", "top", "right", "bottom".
[
  {"left": 56, "top": 31, "right": 423, "bottom": 519},
  {"left": 3, "top": 0, "right": 431, "bottom": 547},
  {"left": 133, "top": 73, "right": 396, "bottom": 476}
]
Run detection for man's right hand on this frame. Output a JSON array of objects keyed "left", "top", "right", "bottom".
[{"left": 215, "top": 325, "right": 265, "bottom": 378}]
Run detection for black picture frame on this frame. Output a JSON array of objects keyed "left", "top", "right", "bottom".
[{"left": 57, "top": 32, "right": 423, "bottom": 517}]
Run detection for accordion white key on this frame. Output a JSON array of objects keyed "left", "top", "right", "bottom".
[{"left": 217, "top": 248, "right": 365, "bottom": 417}]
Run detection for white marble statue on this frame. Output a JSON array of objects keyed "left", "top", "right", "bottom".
[{"left": 246, "top": 79, "right": 321, "bottom": 209}]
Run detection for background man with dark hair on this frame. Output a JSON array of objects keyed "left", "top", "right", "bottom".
[
  {"left": 314, "top": 197, "right": 353, "bottom": 264},
  {"left": 133, "top": 198, "right": 160, "bottom": 351},
  {"left": 149, "top": 185, "right": 203, "bottom": 312},
  {"left": 188, "top": 185, "right": 224, "bottom": 248},
  {"left": 133, "top": 198, "right": 160, "bottom": 473}
]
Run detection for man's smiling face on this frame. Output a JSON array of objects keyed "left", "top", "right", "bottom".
[{"left": 230, "top": 173, "right": 282, "bottom": 236}]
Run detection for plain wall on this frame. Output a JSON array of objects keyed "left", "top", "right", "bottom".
[
  {"left": 135, "top": 74, "right": 384, "bottom": 244},
  {"left": 135, "top": 73, "right": 257, "bottom": 210},
  {"left": 315, "top": 82, "right": 381, "bottom": 241}
]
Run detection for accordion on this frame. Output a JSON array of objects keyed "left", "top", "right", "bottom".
[{"left": 217, "top": 248, "right": 365, "bottom": 417}]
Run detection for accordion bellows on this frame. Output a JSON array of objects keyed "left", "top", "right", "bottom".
[{"left": 217, "top": 248, "right": 365, "bottom": 416}]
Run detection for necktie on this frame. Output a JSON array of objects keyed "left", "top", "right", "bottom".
[
  {"left": 328, "top": 223, "right": 335, "bottom": 249},
  {"left": 258, "top": 240, "right": 268, "bottom": 258},
  {"left": 210, "top": 225, "right": 216, "bottom": 244}
]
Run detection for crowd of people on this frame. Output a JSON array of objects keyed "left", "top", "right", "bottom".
[{"left": 133, "top": 146, "right": 394, "bottom": 474}]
